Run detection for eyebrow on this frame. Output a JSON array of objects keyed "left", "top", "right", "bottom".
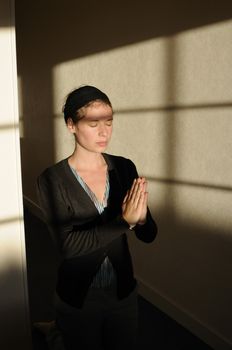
[{"left": 85, "top": 116, "right": 113, "bottom": 121}]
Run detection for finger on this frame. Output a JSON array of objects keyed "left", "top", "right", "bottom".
[
  {"left": 128, "top": 179, "right": 137, "bottom": 201},
  {"left": 138, "top": 177, "right": 147, "bottom": 191},
  {"left": 142, "top": 191, "right": 148, "bottom": 207},
  {"left": 134, "top": 194, "right": 144, "bottom": 216},
  {"left": 130, "top": 179, "right": 143, "bottom": 205},
  {"left": 123, "top": 191, "right": 129, "bottom": 204},
  {"left": 135, "top": 184, "right": 146, "bottom": 209},
  {"left": 137, "top": 193, "right": 148, "bottom": 219},
  {"left": 128, "top": 179, "right": 138, "bottom": 202},
  {"left": 143, "top": 180, "right": 147, "bottom": 193}
]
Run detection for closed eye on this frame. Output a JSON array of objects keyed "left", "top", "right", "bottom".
[
  {"left": 88, "top": 121, "right": 98, "bottom": 127},
  {"left": 105, "top": 120, "right": 113, "bottom": 126},
  {"left": 87, "top": 118, "right": 113, "bottom": 127}
]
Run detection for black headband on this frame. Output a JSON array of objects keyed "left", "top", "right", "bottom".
[{"left": 63, "top": 85, "right": 111, "bottom": 123}]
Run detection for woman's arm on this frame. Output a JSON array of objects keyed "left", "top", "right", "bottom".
[
  {"left": 37, "top": 157, "right": 157, "bottom": 258},
  {"left": 37, "top": 171, "right": 130, "bottom": 258}
]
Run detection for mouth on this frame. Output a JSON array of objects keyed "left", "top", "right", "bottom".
[{"left": 96, "top": 141, "right": 108, "bottom": 147}]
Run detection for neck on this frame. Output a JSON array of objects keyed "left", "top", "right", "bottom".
[{"left": 69, "top": 146, "right": 106, "bottom": 171}]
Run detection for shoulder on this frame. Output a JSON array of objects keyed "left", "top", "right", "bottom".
[
  {"left": 103, "top": 153, "right": 138, "bottom": 180},
  {"left": 38, "top": 158, "right": 68, "bottom": 182},
  {"left": 103, "top": 153, "right": 135, "bottom": 169}
]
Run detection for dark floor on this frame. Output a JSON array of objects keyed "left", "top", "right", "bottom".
[
  {"left": 24, "top": 203, "right": 213, "bottom": 350},
  {"left": 137, "top": 296, "right": 213, "bottom": 350},
  {"left": 32, "top": 296, "right": 213, "bottom": 350}
]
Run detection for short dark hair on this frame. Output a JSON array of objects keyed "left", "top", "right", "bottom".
[{"left": 63, "top": 85, "right": 112, "bottom": 124}]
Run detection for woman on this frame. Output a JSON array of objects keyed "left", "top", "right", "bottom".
[{"left": 37, "top": 85, "right": 157, "bottom": 350}]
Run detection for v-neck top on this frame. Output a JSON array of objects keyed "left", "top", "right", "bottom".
[
  {"left": 70, "top": 166, "right": 110, "bottom": 213},
  {"left": 70, "top": 165, "right": 116, "bottom": 288},
  {"left": 37, "top": 153, "right": 157, "bottom": 307}
]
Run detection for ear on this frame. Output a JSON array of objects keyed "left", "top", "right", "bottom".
[{"left": 66, "top": 118, "right": 76, "bottom": 133}]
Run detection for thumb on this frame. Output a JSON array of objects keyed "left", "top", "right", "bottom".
[{"left": 123, "top": 191, "right": 129, "bottom": 204}]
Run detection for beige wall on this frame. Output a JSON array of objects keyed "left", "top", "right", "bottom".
[
  {"left": 16, "top": 1, "right": 232, "bottom": 349},
  {"left": 0, "top": 0, "right": 31, "bottom": 348}
]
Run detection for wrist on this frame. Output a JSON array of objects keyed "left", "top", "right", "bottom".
[
  {"left": 137, "top": 220, "right": 146, "bottom": 225},
  {"left": 122, "top": 215, "right": 136, "bottom": 230}
]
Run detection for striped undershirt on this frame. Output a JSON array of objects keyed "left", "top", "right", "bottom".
[{"left": 70, "top": 166, "right": 116, "bottom": 288}]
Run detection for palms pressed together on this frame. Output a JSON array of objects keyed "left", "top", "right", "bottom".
[{"left": 122, "top": 177, "right": 148, "bottom": 227}]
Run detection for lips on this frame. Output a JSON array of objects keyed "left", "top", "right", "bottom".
[{"left": 96, "top": 141, "right": 107, "bottom": 147}]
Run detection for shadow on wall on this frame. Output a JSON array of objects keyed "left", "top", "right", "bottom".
[
  {"left": 23, "top": 203, "right": 60, "bottom": 323},
  {"left": 0, "top": 265, "right": 29, "bottom": 348},
  {"left": 130, "top": 200, "right": 232, "bottom": 344},
  {"left": 15, "top": 0, "right": 232, "bottom": 200}
]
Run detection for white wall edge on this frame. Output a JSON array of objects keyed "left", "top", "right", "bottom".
[
  {"left": 136, "top": 275, "right": 232, "bottom": 350},
  {"left": 10, "top": 0, "right": 31, "bottom": 336}
]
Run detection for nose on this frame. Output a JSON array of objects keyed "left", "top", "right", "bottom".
[{"left": 98, "top": 123, "right": 107, "bottom": 136}]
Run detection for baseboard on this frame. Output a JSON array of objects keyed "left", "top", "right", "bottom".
[{"left": 136, "top": 276, "right": 232, "bottom": 350}]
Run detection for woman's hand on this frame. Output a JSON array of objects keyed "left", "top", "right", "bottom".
[
  {"left": 137, "top": 177, "right": 148, "bottom": 225},
  {"left": 122, "top": 177, "right": 148, "bottom": 227}
]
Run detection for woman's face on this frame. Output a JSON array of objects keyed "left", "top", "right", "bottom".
[{"left": 67, "top": 101, "right": 113, "bottom": 154}]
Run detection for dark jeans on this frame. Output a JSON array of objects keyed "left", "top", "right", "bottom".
[{"left": 54, "top": 284, "right": 138, "bottom": 350}]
